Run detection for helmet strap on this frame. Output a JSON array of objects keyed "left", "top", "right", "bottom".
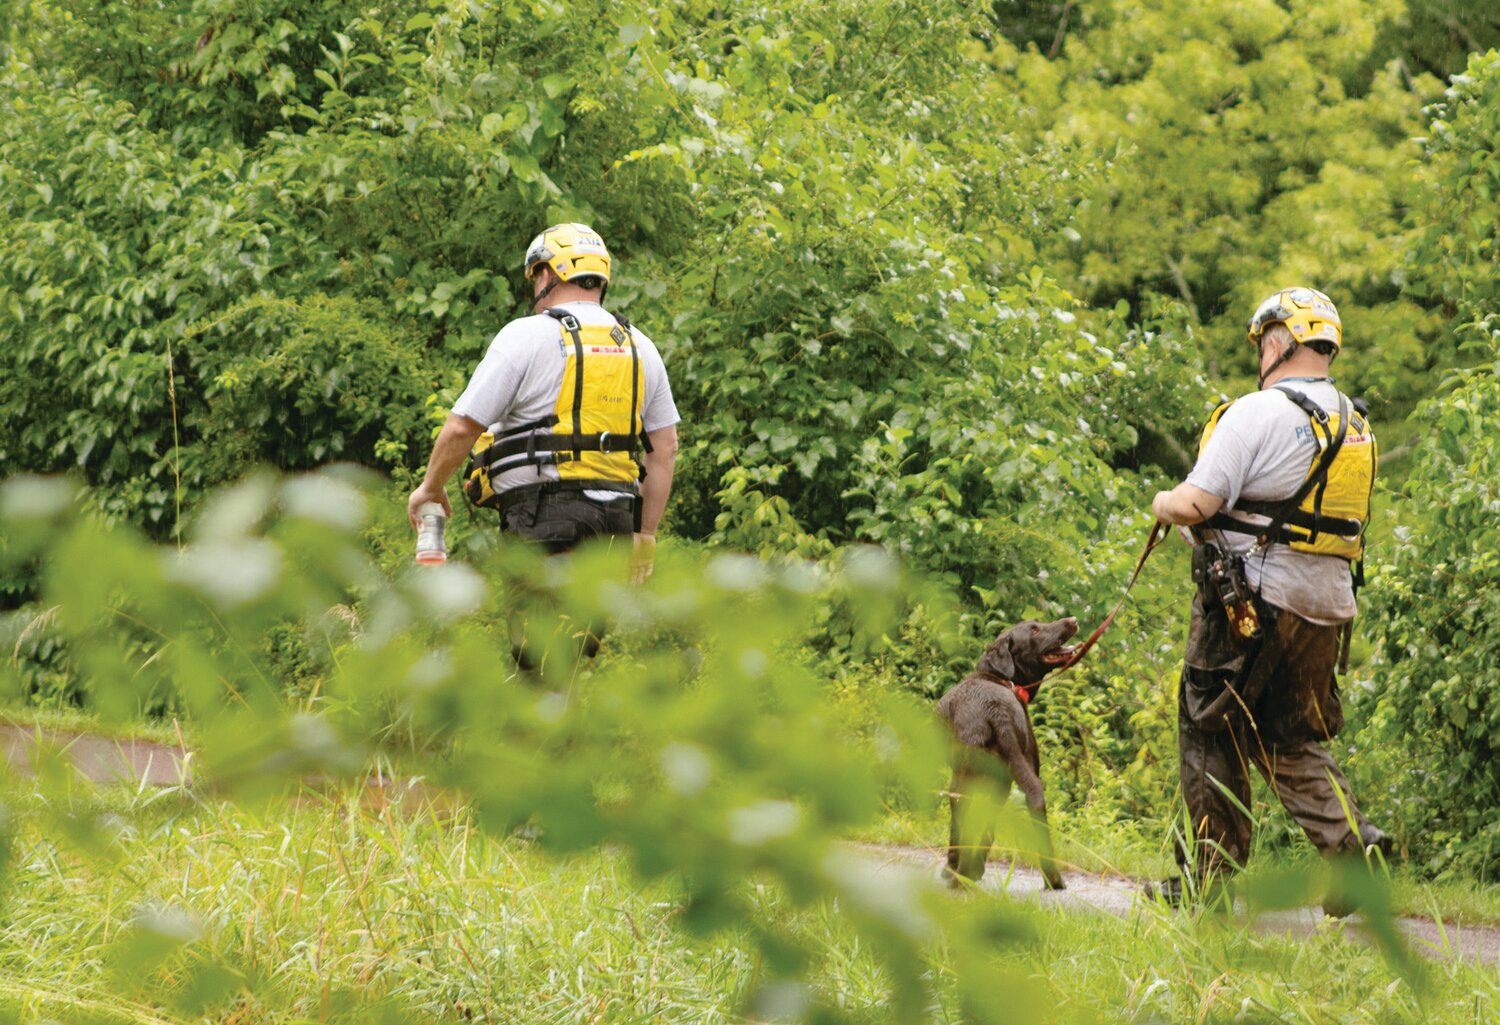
[
  {"left": 530, "top": 274, "right": 560, "bottom": 312},
  {"left": 1257, "top": 336, "right": 1299, "bottom": 389}
]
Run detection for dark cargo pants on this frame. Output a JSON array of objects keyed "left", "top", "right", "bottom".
[
  {"left": 499, "top": 487, "right": 634, "bottom": 671},
  {"left": 1177, "top": 586, "right": 1382, "bottom": 880}
]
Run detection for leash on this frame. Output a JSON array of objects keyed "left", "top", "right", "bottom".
[{"left": 1061, "top": 521, "right": 1169, "bottom": 669}]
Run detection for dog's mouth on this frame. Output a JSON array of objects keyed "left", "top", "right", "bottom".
[
  {"left": 1041, "top": 645, "right": 1078, "bottom": 666},
  {"left": 1040, "top": 618, "right": 1081, "bottom": 666}
]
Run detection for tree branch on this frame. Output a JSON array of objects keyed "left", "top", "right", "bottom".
[
  {"left": 1163, "top": 253, "right": 1201, "bottom": 322},
  {"left": 1048, "top": 1, "right": 1077, "bottom": 60}
]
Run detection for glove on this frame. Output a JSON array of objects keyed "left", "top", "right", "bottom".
[{"left": 630, "top": 533, "right": 656, "bottom": 585}]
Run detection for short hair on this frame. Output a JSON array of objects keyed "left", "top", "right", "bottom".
[
  {"left": 1262, "top": 322, "right": 1335, "bottom": 359},
  {"left": 1261, "top": 322, "right": 1295, "bottom": 348}
]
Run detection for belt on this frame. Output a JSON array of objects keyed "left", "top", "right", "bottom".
[{"left": 494, "top": 479, "right": 637, "bottom": 518}]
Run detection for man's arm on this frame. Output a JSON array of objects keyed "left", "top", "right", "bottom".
[
  {"left": 631, "top": 423, "right": 679, "bottom": 582},
  {"left": 638, "top": 424, "right": 678, "bottom": 535},
  {"left": 1151, "top": 482, "right": 1225, "bottom": 526},
  {"left": 407, "top": 413, "right": 486, "bottom": 528}
]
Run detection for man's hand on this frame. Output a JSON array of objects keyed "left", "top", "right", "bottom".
[
  {"left": 1152, "top": 490, "right": 1200, "bottom": 545},
  {"left": 407, "top": 413, "right": 484, "bottom": 529},
  {"left": 1152, "top": 482, "right": 1225, "bottom": 527},
  {"left": 630, "top": 532, "right": 656, "bottom": 585},
  {"left": 408, "top": 482, "right": 452, "bottom": 530},
  {"left": 1151, "top": 490, "right": 1175, "bottom": 524}
]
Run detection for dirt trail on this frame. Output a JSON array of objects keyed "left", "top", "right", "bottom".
[
  {"left": 4, "top": 723, "right": 1495, "bottom": 967},
  {"left": 1, "top": 722, "right": 192, "bottom": 786},
  {"left": 846, "top": 842, "right": 1500, "bottom": 968}
]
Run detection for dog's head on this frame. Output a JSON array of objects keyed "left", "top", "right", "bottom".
[{"left": 975, "top": 617, "right": 1080, "bottom": 689}]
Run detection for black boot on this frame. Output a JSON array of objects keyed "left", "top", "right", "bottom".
[
  {"left": 1322, "top": 829, "right": 1395, "bottom": 918},
  {"left": 1142, "top": 875, "right": 1231, "bottom": 910},
  {"left": 1359, "top": 824, "right": 1394, "bottom": 860}
]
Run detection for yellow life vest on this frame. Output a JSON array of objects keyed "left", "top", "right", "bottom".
[
  {"left": 463, "top": 309, "right": 646, "bottom": 510},
  {"left": 1199, "top": 385, "right": 1376, "bottom": 561}
]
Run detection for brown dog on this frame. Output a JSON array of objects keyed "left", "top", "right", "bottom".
[{"left": 935, "top": 617, "right": 1078, "bottom": 890}]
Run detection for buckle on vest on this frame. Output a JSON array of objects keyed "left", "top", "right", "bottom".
[
  {"left": 597, "top": 431, "right": 611, "bottom": 451},
  {"left": 560, "top": 314, "right": 580, "bottom": 332}
]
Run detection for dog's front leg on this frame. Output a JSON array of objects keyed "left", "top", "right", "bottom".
[{"left": 1032, "top": 803, "right": 1066, "bottom": 892}]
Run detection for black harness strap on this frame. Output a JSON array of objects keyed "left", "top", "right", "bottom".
[
  {"left": 618, "top": 316, "right": 645, "bottom": 476},
  {"left": 1207, "top": 386, "right": 1351, "bottom": 549},
  {"left": 467, "top": 308, "right": 652, "bottom": 484},
  {"left": 554, "top": 312, "right": 586, "bottom": 461},
  {"left": 1257, "top": 387, "right": 1348, "bottom": 548},
  {"left": 1211, "top": 507, "right": 1363, "bottom": 541},
  {"left": 496, "top": 415, "right": 557, "bottom": 439},
  {"left": 478, "top": 433, "right": 644, "bottom": 478},
  {"left": 626, "top": 327, "right": 639, "bottom": 451}
]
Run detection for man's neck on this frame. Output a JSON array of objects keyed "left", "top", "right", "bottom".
[
  {"left": 534, "top": 284, "right": 603, "bottom": 313},
  {"left": 1263, "top": 353, "right": 1333, "bottom": 388}
]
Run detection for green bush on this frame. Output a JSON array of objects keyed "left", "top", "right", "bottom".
[
  {"left": 0, "top": 0, "right": 1205, "bottom": 640},
  {"left": 982, "top": 0, "right": 1460, "bottom": 414},
  {"left": 1406, "top": 50, "right": 1500, "bottom": 356},
  {"left": 1360, "top": 324, "right": 1500, "bottom": 876},
  {"left": 1353, "top": 49, "right": 1500, "bottom": 878}
]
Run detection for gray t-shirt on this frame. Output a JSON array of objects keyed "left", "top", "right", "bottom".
[
  {"left": 1185, "top": 377, "right": 1358, "bottom": 625},
  {"left": 452, "top": 301, "right": 680, "bottom": 498}
]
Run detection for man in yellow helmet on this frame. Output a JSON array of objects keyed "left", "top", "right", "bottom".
[
  {"left": 406, "top": 223, "right": 680, "bottom": 663},
  {"left": 1146, "top": 287, "right": 1390, "bottom": 911}
]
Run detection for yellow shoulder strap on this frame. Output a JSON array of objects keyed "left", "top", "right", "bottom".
[{"left": 1198, "top": 399, "right": 1236, "bottom": 457}]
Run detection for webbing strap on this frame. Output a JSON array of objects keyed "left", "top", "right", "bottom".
[
  {"left": 1255, "top": 387, "right": 1348, "bottom": 548},
  {"left": 1062, "top": 521, "right": 1169, "bottom": 669},
  {"left": 563, "top": 315, "right": 585, "bottom": 460},
  {"left": 497, "top": 415, "right": 557, "bottom": 440},
  {"left": 540, "top": 306, "right": 648, "bottom": 468},
  {"left": 1208, "top": 508, "right": 1362, "bottom": 543},
  {"left": 626, "top": 327, "right": 640, "bottom": 447},
  {"left": 484, "top": 432, "right": 640, "bottom": 461}
]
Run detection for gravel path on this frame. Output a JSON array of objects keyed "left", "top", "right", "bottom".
[
  {"left": 4, "top": 722, "right": 1495, "bottom": 967},
  {"left": 1, "top": 722, "right": 191, "bottom": 786},
  {"left": 845, "top": 841, "right": 1500, "bottom": 968}
]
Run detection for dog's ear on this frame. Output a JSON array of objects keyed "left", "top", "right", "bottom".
[{"left": 977, "top": 633, "right": 1017, "bottom": 681}]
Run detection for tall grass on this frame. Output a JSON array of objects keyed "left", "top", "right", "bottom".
[{"left": 0, "top": 781, "right": 1493, "bottom": 1025}]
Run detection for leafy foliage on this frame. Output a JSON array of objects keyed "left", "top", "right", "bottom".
[
  {"left": 984, "top": 0, "right": 1458, "bottom": 412},
  {"left": 1361, "top": 325, "right": 1500, "bottom": 876},
  {"left": 2, "top": 0, "right": 1499, "bottom": 900},
  {"left": 0, "top": 469, "right": 1006, "bottom": 1023},
  {"left": 1358, "top": 51, "right": 1500, "bottom": 876},
  {"left": 0, "top": 0, "right": 1203, "bottom": 636},
  {"left": 0, "top": 469, "right": 1434, "bottom": 1023},
  {"left": 1405, "top": 50, "right": 1500, "bottom": 353}
]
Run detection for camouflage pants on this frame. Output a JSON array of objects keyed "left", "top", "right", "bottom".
[{"left": 1176, "top": 585, "right": 1380, "bottom": 880}]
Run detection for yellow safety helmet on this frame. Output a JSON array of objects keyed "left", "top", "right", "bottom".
[
  {"left": 1247, "top": 287, "right": 1342, "bottom": 353},
  {"left": 523, "top": 223, "right": 611, "bottom": 286}
]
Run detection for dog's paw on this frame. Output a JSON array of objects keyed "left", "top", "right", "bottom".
[{"left": 1044, "top": 874, "right": 1067, "bottom": 892}]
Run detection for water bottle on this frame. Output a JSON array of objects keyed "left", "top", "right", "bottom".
[{"left": 414, "top": 502, "right": 447, "bottom": 565}]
